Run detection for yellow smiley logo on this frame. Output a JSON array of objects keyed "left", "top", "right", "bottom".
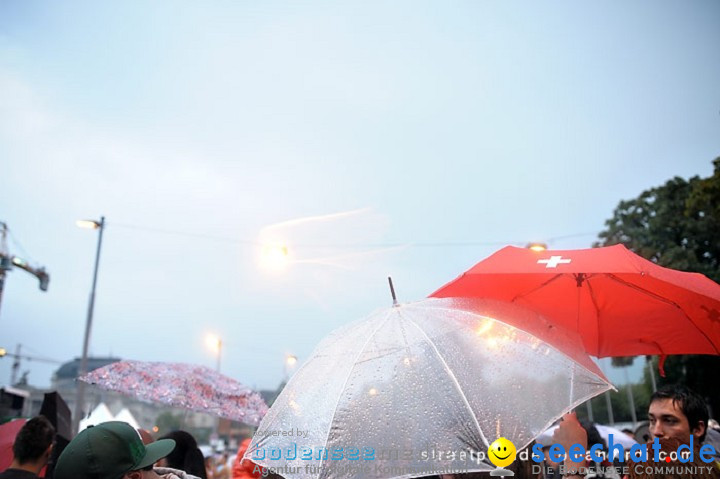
[{"left": 488, "top": 437, "right": 517, "bottom": 468}]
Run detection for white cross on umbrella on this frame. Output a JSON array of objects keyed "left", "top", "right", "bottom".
[{"left": 537, "top": 255, "right": 572, "bottom": 268}]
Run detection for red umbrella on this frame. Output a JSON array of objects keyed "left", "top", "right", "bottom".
[
  {"left": 431, "top": 244, "right": 720, "bottom": 372},
  {"left": 0, "top": 419, "right": 27, "bottom": 471}
]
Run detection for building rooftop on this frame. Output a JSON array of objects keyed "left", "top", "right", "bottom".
[{"left": 54, "top": 357, "right": 122, "bottom": 380}]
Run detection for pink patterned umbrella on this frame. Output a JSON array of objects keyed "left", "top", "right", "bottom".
[{"left": 79, "top": 360, "right": 268, "bottom": 426}]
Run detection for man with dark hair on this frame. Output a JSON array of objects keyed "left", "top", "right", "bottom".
[
  {"left": 554, "top": 386, "right": 716, "bottom": 479},
  {"left": 649, "top": 385, "right": 708, "bottom": 443},
  {"left": 0, "top": 416, "right": 55, "bottom": 479}
]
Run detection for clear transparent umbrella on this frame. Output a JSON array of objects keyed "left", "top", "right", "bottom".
[{"left": 245, "top": 297, "right": 613, "bottom": 479}]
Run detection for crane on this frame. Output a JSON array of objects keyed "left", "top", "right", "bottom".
[
  {"left": 0, "top": 344, "right": 63, "bottom": 385},
  {"left": 0, "top": 222, "right": 50, "bottom": 320}
]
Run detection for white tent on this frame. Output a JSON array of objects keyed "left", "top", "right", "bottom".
[
  {"left": 78, "top": 403, "right": 142, "bottom": 431},
  {"left": 114, "top": 408, "right": 140, "bottom": 429},
  {"left": 79, "top": 403, "right": 114, "bottom": 431}
]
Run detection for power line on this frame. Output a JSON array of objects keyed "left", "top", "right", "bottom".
[
  {"left": 110, "top": 222, "right": 255, "bottom": 245},
  {"left": 110, "top": 221, "right": 600, "bottom": 249},
  {"left": 0, "top": 350, "right": 63, "bottom": 364}
]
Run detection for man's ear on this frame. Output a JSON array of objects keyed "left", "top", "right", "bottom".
[
  {"left": 42, "top": 444, "right": 53, "bottom": 463},
  {"left": 692, "top": 420, "right": 706, "bottom": 440},
  {"left": 125, "top": 470, "right": 143, "bottom": 479}
]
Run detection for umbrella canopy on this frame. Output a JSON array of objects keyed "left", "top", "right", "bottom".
[
  {"left": 0, "top": 419, "right": 27, "bottom": 471},
  {"left": 39, "top": 391, "right": 72, "bottom": 440},
  {"left": 245, "top": 298, "right": 612, "bottom": 479},
  {"left": 431, "top": 244, "right": 720, "bottom": 359},
  {"left": 79, "top": 361, "right": 268, "bottom": 426}
]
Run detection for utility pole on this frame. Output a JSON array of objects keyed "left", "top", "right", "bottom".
[
  {"left": 623, "top": 365, "right": 638, "bottom": 428},
  {"left": 647, "top": 355, "right": 658, "bottom": 392}
]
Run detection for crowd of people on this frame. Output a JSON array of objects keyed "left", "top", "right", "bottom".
[
  {"left": 0, "top": 384, "right": 717, "bottom": 479},
  {"left": 0, "top": 419, "right": 264, "bottom": 479}
]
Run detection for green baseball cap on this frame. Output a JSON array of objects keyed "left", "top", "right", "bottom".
[{"left": 55, "top": 421, "right": 176, "bottom": 479}]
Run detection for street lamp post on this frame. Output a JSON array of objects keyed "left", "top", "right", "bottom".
[
  {"left": 72, "top": 216, "right": 105, "bottom": 435},
  {"left": 206, "top": 334, "right": 222, "bottom": 372},
  {"left": 284, "top": 354, "right": 298, "bottom": 383},
  {"left": 216, "top": 338, "right": 222, "bottom": 372},
  {"left": 205, "top": 333, "right": 223, "bottom": 446}
]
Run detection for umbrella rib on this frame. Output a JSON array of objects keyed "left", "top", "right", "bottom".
[
  {"left": 317, "top": 307, "right": 396, "bottom": 472},
  {"left": 605, "top": 273, "right": 720, "bottom": 355},
  {"left": 400, "top": 309, "right": 490, "bottom": 449},
  {"left": 584, "top": 278, "right": 603, "bottom": 356},
  {"left": 509, "top": 273, "right": 564, "bottom": 302}
]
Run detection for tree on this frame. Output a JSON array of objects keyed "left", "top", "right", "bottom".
[
  {"left": 577, "top": 384, "right": 650, "bottom": 425},
  {"left": 154, "top": 412, "right": 212, "bottom": 444},
  {"left": 155, "top": 411, "right": 184, "bottom": 435},
  {"left": 596, "top": 157, "right": 720, "bottom": 418},
  {"left": 596, "top": 157, "right": 720, "bottom": 281}
]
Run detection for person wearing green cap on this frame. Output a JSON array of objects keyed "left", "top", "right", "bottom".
[{"left": 55, "top": 421, "right": 176, "bottom": 479}]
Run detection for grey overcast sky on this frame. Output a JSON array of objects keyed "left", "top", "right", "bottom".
[{"left": 1, "top": 0, "right": 719, "bottom": 392}]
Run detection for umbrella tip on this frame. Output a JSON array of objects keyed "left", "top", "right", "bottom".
[{"left": 388, "top": 276, "right": 398, "bottom": 306}]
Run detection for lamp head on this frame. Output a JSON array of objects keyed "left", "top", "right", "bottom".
[
  {"left": 76, "top": 219, "right": 101, "bottom": 229},
  {"left": 526, "top": 242, "right": 548, "bottom": 252}
]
